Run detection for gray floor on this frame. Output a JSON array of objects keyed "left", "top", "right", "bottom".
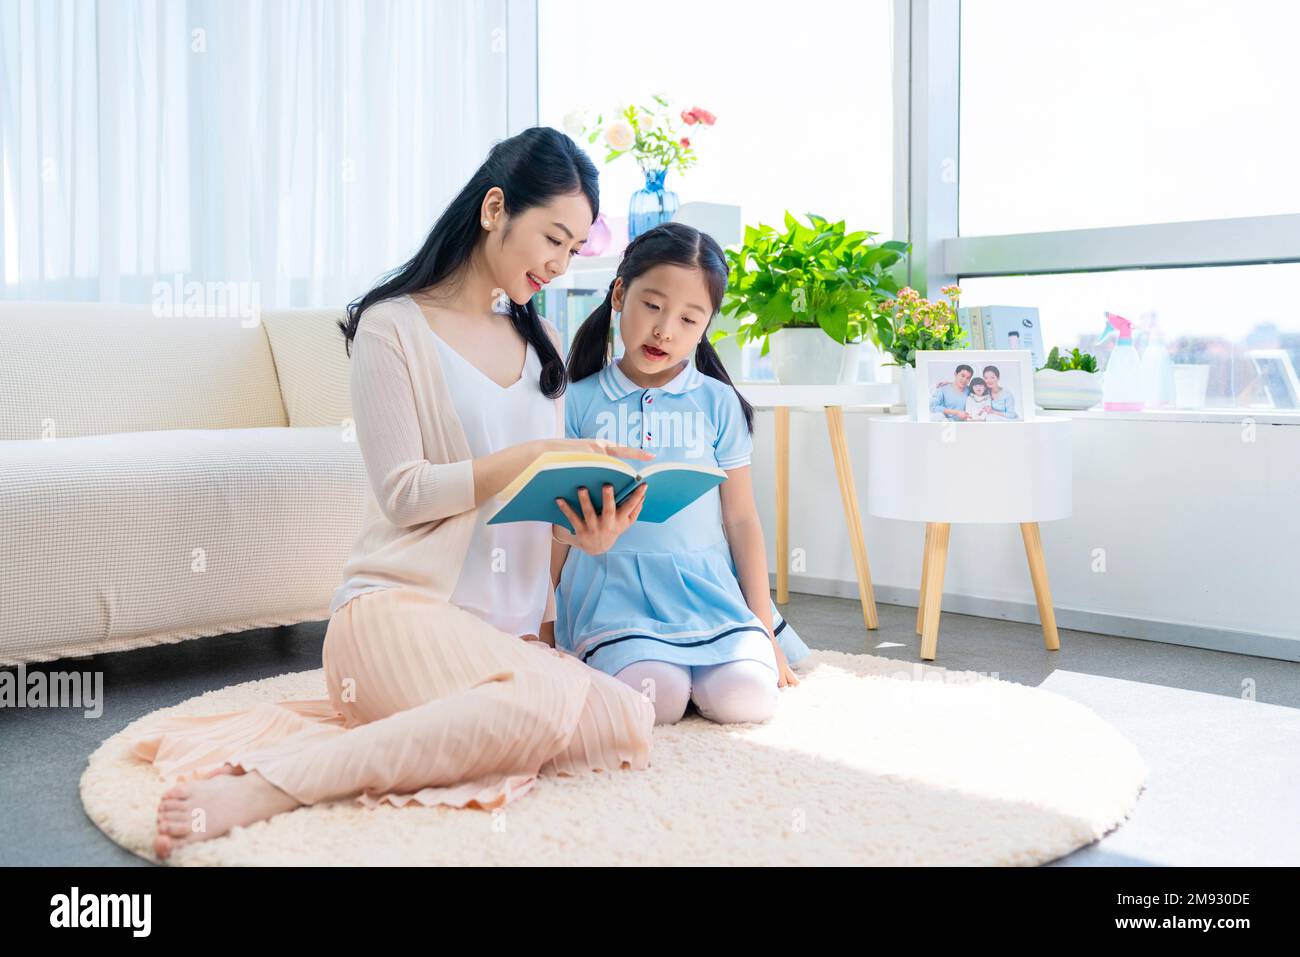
[{"left": 2, "top": 593, "right": 1296, "bottom": 866}]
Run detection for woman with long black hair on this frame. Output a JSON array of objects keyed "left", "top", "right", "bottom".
[{"left": 131, "top": 128, "right": 658, "bottom": 859}]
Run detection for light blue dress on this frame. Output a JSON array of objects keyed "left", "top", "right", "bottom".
[{"left": 554, "top": 358, "right": 811, "bottom": 678}]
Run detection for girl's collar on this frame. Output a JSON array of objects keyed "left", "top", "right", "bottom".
[{"left": 599, "top": 357, "right": 703, "bottom": 400}]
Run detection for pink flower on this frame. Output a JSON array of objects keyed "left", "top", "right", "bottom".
[
  {"left": 680, "top": 106, "right": 717, "bottom": 127},
  {"left": 679, "top": 136, "right": 691, "bottom": 148}
]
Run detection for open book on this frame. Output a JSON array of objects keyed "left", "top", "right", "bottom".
[{"left": 485, "top": 451, "right": 727, "bottom": 533}]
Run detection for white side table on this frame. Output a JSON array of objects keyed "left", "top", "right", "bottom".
[
  {"left": 736, "top": 382, "right": 900, "bottom": 632},
  {"left": 864, "top": 414, "right": 1072, "bottom": 660}
]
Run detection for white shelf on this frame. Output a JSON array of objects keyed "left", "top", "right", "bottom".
[{"left": 1043, "top": 406, "right": 1300, "bottom": 426}]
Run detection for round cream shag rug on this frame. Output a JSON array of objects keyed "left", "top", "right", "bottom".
[{"left": 82, "top": 650, "right": 1146, "bottom": 866}]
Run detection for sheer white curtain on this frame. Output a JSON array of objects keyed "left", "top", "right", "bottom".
[{"left": 0, "top": 0, "right": 510, "bottom": 306}]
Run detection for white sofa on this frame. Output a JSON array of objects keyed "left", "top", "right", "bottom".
[{"left": 0, "top": 301, "right": 366, "bottom": 666}]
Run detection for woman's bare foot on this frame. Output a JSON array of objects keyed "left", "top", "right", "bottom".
[{"left": 153, "top": 766, "right": 301, "bottom": 860}]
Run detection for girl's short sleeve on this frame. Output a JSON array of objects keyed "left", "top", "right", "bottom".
[
  {"left": 713, "top": 387, "right": 752, "bottom": 470},
  {"left": 564, "top": 385, "right": 584, "bottom": 439}
]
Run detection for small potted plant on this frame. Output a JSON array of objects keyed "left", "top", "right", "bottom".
[
  {"left": 1034, "top": 346, "right": 1102, "bottom": 410},
  {"left": 1170, "top": 335, "right": 1211, "bottom": 409},
  {"left": 714, "top": 211, "right": 908, "bottom": 385},
  {"left": 568, "top": 96, "right": 717, "bottom": 240},
  {"left": 873, "top": 285, "right": 967, "bottom": 416}
]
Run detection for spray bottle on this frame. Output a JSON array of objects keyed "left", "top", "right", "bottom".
[
  {"left": 1099, "top": 311, "right": 1144, "bottom": 411},
  {"left": 1138, "top": 309, "right": 1176, "bottom": 408}
]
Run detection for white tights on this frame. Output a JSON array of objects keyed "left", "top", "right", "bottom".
[{"left": 613, "top": 659, "right": 778, "bottom": 725}]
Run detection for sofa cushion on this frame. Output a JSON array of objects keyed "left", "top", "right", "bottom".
[
  {"left": 0, "top": 427, "right": 366, "bottom": 665},
  {"left": 261, "top": 308, "right": 354, "bottom": 428},
  {"left": 0, "top": 302, "right": 288, "bottom": 440}
]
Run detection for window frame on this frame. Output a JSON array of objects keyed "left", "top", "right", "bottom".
[{"left": 903, "top": 0, "right": 1300, "bottom": 421}]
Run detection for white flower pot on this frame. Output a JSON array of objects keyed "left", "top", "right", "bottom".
[
  {"left": 1033, "top": 369, "right": 1104, "bottom": 410},
  {"left": 769, "top": 327, "right": 849, "bottom": 385},
  {"left": 1173, "top": 363, "right": 1211, "bottom": 409},
  {"left": 838, "top": 339, "right": 882, "bottom": 384},
  {"left": 900, "top": 364, "right": 916, "bottom": 419}
]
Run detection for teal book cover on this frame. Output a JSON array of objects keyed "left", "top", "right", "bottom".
[{"left": 486, "top": 452, "right": 727, "bottom": 533}]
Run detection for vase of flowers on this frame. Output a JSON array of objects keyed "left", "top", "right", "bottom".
[
  {"left": 873, "top": 285, "right": 967, "bottom": 417},
  {"left": 629, "top": 168, "right": 679, "bottom": 241},
  {"left": 570, "top": 97, "right": 716, "bottom": 240}
]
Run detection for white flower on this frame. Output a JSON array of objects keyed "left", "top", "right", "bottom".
[
  {"left": 562, "top": 110, "right": 586, "bottom": 138},
  {"left": 604, "top": 120, "right": 635, "bottom": 150},
  {"left": 639, "top": 112, "right": 656, "bottom": 131}
]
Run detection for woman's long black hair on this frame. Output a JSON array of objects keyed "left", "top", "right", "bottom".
[
  {"left": 338, "top": 127, "right": 599, "bottom": 399},
  {"left": 565, "top": 221, "right": 754, "bottom": 432}
]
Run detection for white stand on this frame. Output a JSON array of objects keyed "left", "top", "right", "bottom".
[
  {"left": 736, "top": 383, "right": 900, "bottom": 632},
  {"left": 864, "top": 414, "right": 1072, "bottom": 660}
]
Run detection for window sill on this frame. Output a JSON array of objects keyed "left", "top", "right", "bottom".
[{"left": 1045, "top": 407, "right": 1300, "bottom": 425}]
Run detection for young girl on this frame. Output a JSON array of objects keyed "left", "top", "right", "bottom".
[
  {"left": 544, "top": 222, "right": 810, "bottom": 726},
  {"left": 965, "top": 376, "right": 991, "bottom": 421}
]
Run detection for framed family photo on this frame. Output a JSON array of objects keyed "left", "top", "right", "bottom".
[{"left": 914, "top": 350, "right": 1035, "bottom": 423}]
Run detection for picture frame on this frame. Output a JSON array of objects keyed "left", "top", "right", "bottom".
[{"left": 913, "top": 350, "right": 1036, "bottom": 423}]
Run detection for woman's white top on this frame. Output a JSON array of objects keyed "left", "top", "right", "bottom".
[{"left": 428, "top": 326, "right": 556, "bottom": 638}]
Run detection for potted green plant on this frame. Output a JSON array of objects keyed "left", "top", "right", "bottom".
[
  {"left": 1034, "top": 346, "right": 1103, "bottom": 410},
  {"left": 872, "top": 285, "right": 967, "bottom": 416},
  {"left": 713, "top": 211, "right": 908, "bottom": 384}
]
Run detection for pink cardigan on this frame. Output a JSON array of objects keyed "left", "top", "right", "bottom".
[{"left": 330, "top": 293, "right": 564, "bottom": 625}]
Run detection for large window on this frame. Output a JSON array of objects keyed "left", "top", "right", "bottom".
[
  {"left": 962, "top": 264, "right": 1300, "bottom": 411},
  {"left": 537, "top": 0, "right": 897, "bottom": 379},
  {"left": 959, "top": 0, "right": 1300, "bottom": 235},
  {"left": 539, "top": 0, "right": 895, "bottom": 237},
  {"left": 949, "top": 0, "right": 1300, "bottom": 413}
]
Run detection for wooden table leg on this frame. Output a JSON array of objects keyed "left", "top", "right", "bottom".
[
  {"left": 775, "top": 406, "right": 789, "bottom": 604},
  {"left": 919, "top": 522, "right": 950, "bottom": 660},
  {"left": 1020, "top": 522, "right": 1061, "bottom": 650},
  {"left": 825, "top": 405, "right": 879, "bottom": 631},
  {"left": 916, "top": 523, "right": 934, "bottom": 635}
]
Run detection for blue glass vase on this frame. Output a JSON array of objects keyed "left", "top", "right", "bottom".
[{"left": 628, "top": 168, "right": 679, "bottom": 240}]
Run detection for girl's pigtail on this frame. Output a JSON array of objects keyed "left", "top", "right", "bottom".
[
  {"left": 566, "top": 279, "right": 617, "bottom": 384},
  {"left": 695, "top": 334, "right": 754, "bottom": 434}
]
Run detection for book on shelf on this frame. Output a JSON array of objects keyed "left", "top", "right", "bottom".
[{"left": 957, "top": 305, "right": 1044, "bottom": 368}]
